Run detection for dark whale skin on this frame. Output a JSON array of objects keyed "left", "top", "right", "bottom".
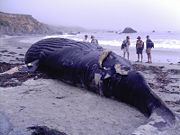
[{"left": 25, "top": 38, "right": 175, "bottom": 122}]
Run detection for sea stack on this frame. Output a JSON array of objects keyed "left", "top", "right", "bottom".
[{"left": 121, "top": 27, "right": 137, "bottom": 33}]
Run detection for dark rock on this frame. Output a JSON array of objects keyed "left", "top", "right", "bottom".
[
  {"left": 0, "top": 50, "right": 8, "bottom": 53},
  {"left": 56, "top": 96, "right": 65, "bottom": 99},
  {"left": 28, "top": 126, "right": 67, "bottom": 135},
  {"left": 16, "top": 57, "right": 24, "bottom": 62},
  {"left": 17, "top": 47, "right": 22, "bottom": 49},
  {"left": 168, "top": 69, "right": 180, "bottom": 74},
  {"left": 121, "top": 27, "right": 137, "bottom": 33},
  {"left": 68, "top": 31, "right": 80, "bottom": 35},
  {"left": 8, "top": 51, "right": 17, "bottom": 55},
  {"left": 19, "top": 53, "right": 25, "bottom": 56},
  {"left": 3, "top": 54, "right": 12, "bottom": 57},
  {"left": 0, "top": 62, "right": 49, "bottom": 87}
]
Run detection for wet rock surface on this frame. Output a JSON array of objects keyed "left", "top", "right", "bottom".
[{"left": 0, "top": 62, "right": 48, "bottom": 87}]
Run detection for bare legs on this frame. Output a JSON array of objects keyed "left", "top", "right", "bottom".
[
  {"left": 127, "top": 52, "right": 129, "bottom": 60},
  {"left": 137, "top": 54, "right": 143, "bottom": 62},
  {"left": 123, "top": 52, "right": 125, "bottom": 58},
  {"left": 123, "top": 52, "right": 129, "bottom": 60},
  {"left": 147, "top": 53, "right": 152, "bottom": 63}
]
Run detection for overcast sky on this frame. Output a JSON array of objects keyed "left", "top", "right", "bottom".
[{"left": 1, "top": 0, "right": 180, "bottom": 31}]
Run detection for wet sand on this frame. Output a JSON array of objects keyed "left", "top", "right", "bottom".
[{"left": 0, "top": 36, "right": 180, "bottom": 135}]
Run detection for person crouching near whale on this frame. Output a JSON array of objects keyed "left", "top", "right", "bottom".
[
  {"left": 136, "top": 36, "right": 144, "bottom": 62},
  {"left": 91, "top": 35, "right": 98, "bottom": 45},
  {"left": 146, "top": 35, "right": 154, "bottom": 63},
  {"left": 121, "top": 36, "right": 130, "bottom": 60}
]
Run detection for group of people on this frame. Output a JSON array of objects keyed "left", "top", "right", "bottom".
[
  {"left": 83, "top": 35, "right": 98, "bottom": 44},
  {"left": 83, "top": 34, "right": 154, "bottom": 63},
  {"left": 121, "top": 35, "right": 154, "bottom": 63}
]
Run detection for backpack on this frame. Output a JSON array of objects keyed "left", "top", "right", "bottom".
[
  {"left": 121, "top": 40, "right": 127, "bottom": 50},
  {"left": 151, "top": 42, "right": 154, "bottom": 48}
]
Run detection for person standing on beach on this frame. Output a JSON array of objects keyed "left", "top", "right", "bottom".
[
  {"left": 91, "top": 35, "right": 98, "bottom": 44},
  {"left": 146, "top": 35, "right": 154, "bottom": 63},
  {"left": 83, "top": 35, "right": 89, "bottom": 42},
  {"left": 136, "top": 36, "right": 144, "bottom": 62},
  {"left": 121, "top": 36, "right": 130, "bottom": 60}
]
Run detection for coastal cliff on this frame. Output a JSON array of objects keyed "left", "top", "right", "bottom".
[{"left": 0, "top": 11, "right": 61, "bottom": 35}]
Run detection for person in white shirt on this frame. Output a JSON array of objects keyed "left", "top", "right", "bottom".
[
  {"left": 83, "top": 35, "right": 89, "bottom": 42},
  {"left": 121, "top": 36, "right": 130, "bottom": 60}
]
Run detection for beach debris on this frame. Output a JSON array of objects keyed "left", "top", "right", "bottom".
[
  {"left": 28, "top": 126, "right": 67, "bottom": 135},
  {"left": 0, "top": 66, "right": 19, "bottom": 75},
  {"left": 56, "top": 96, "right": 65, "bottom": 99},
  {"left": 0, "top": 50, "right": 8, "bottom": 53},
  {"left": 0, "top": 62, "right": 48, "bottom": 87},
  {"left": 19, "top": 53, "right": 25, "bottom": 56},
  {"left": 16, "top": 57, "right": 24, "bottom": 62},
  {"left": 8, "top": 51, "right": 17, "bottom": 55},
  {"left": 132, "top": 64, "right": 173, "bottom": 90},
  {"left": 167, "top": 69, "right": 180, "bottom": 74},
  {"left": 17, "top": 47, "right": 22, "bottom": 49}
]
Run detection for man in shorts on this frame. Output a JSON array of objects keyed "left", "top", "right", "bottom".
[
  {"left": 146, "top": 35, "right": 154, "bottom": 63},
  {"left": 121, "top": 36, "right": 130, "bottom": 60},
  {"left": 136, "top": 36, "right": 144, "bottom": 62}
]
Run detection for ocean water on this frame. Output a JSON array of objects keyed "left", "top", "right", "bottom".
[
  {"left": 44, "top": 31, "right": 180, "bottom": 49},
  {"left": 19, "top": 32, "right": 180, "bottom": 63},
  {"left": 20, "top": 31, "right": 180, "bottom": 49}
]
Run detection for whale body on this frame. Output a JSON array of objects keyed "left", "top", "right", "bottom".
[{"left": 25, "top": 38, "right": 176, "bottom": 134}]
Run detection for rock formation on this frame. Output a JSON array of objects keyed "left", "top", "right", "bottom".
[{"left": 121, "top": 27, "right": 137, "bottom": 33}]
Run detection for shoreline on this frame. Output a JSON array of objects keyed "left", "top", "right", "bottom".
[{"left": 1, "top": 35, "right": 180, "bottom": 64}]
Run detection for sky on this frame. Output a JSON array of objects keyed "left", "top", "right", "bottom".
[{"left": 1, "top": 0, "right": 180, "bottom": 32}]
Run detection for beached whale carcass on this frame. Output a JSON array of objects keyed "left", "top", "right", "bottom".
[{"left": 25, "top": 38, "right": 176, "bottom": 134}]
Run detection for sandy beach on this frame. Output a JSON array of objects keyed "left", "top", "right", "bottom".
[{"left": 0, "top": 36, "right": 180, "bottom": 135}]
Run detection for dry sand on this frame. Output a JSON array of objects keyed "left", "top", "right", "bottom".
[{"left": 0, "top": 36, "right": 180, "bottom": 135}]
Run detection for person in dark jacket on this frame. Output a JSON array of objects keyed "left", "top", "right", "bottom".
[
  {"left": 91, "top": 35, "right": 98, "bottom": 45},
  {"left": 136, "top": 36, "right": 144, "bottom": 62},
  {"left": 146, "top": 35, "right": 154, "bottom": 63},
  {"left": 83, "top": 35, "right": 89, "bottom": 42}
]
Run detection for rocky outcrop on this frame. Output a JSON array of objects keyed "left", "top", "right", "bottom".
[
  {"left": 0, "top": 11, "right": 62, "bottom": 35},
  {"left": 121, "top": 27, "right": 137, "bottom": 33}
]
